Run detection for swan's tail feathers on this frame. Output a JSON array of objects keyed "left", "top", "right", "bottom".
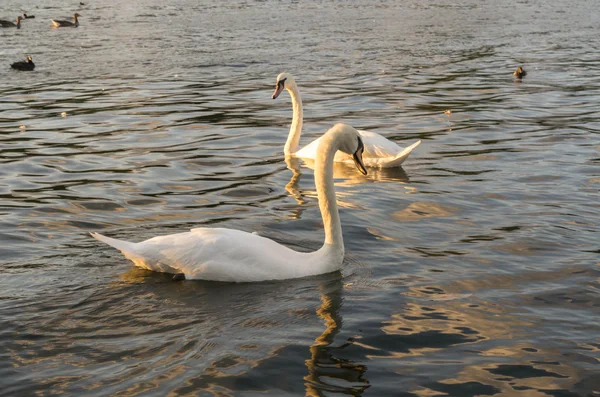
[
  {"left": 385, "top": 140, "right": 422, "bottom": 168},
  {"left": 90, "top": 232, "right": 141, "bottom": 260}
]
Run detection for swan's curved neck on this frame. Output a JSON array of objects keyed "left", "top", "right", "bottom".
[
  {"left": 314, "top": 135, "right": 344, "bottom": 257},
  {"left": 284, "top": 84, "right": 303, "bottom": 155}
]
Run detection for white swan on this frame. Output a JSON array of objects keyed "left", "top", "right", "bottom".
[
  {"left": 91, "top": 123, "right": 368, "bottom": 282},
  {"left": 272, "top": 73, "right": 421, "bottom": 168}
]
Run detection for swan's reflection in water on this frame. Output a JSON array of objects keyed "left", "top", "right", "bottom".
[
  {"left": 304, "top": 279, "right": 370, "bottom": 395},
  {"left": 284, "top": 155, "right": 410, "bottom": 212},
  {"left": 118, "top": 269, "right": 370, "bottom": 395},
  {"left": 5, "top": 267, "right": 369, "bottom": 395},
  {"left": 284, "top": 156, "right": 306, "bottom": 205},
  {"left": 290, "top": 157, "right": 410, "bottom": 184}
]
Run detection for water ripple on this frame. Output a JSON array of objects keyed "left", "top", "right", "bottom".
[{"left": 1, "top": 0, "right": 599, "bottom": 395}]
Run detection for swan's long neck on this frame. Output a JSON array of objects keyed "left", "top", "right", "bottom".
[
  {"left": 314, "top": 134, "right": 344, "bottom": 257},
  {"left": 284, "top": 84, "right": 303, "bottom": 155}
]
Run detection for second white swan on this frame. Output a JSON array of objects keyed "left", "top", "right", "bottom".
[
  {"left": 272, "top": 72, "right": 421, "bottom": 168},
  {"left": 91, "top": 123, "right": 367, "bottom": 282}
]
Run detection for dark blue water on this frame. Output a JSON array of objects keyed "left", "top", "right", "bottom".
[{"left": 1, "top": 0, "right": 599, "bottom": 395}]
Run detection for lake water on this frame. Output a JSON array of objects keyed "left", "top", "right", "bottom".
[{"left": 1, "top": 0, "right": 599, "bottom": 395}]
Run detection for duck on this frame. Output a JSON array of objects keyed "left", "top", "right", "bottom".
[
  {"left": 0, "top": 16, "right": 23, "bottom": 28},
  {"left": 272, "top": 73, "right": 421, "bottom": 168},
  {"left": 91, "top": 123, "right": 368, "bottom": 282},
  {"left": 22, "top": 13, "right": 35, "bottom": 19},
  {"left": 51, "top": 13, "right": 80, "bottom": 27},
  {"left": 514, "top": 66, "right": 527, "bottom": 79},
  {"left": 10, "top": 56, "right": 35, "bottom": 71}
]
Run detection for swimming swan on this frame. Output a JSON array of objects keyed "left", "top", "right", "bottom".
[
  {"left": 272, "top": 73, "right": 421, "bottom": 168},
  {"left": 91, "top": 123, "right": 368, "bottom": 282}
]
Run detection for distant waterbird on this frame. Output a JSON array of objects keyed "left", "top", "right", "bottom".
[
  {"left": 22, "top": 12, "right": 35, "bottom": 19},
  {"left": 10, "top": 56, "right": 35, "bottom": 71},
  {"left": 514, "top": 66, "right": 527, "bottom": 79},
  {"left": 51, "top": 13, "right": 80, "bottom": 27},
  {"left": 0, "top": 16, "right": 23, "bottom": 28}
]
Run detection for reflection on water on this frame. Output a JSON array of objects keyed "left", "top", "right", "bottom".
[
  {"left": 284, "top": 155, "right": 410, "bottom": 215},
  {"left": 393, "top": 202, "right": 458, "bottom": 222},
  {"left": 305, "top": 280, "right": 370, "bottom": 396},
  {"left": 284, "top": 156, "right": 306, "bottom": 207},
  {"left": 3, "top": 269, "right": 362, "bottom": 396},
  {"left": 1, "top": 0, "right": 599, "bottom": 395},
  {"left": 297, "top": 157, "right": 410, "bottom": 185}
]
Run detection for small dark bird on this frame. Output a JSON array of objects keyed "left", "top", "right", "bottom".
[
  {"left": 0, "top": 16, "right": 23, "bottom": 28},
  {"left": 51, "top": 12, "right": 80, "bottom": 27},
  {"left": 80, "top": 2, "right": 85, "bottom": 5},
  {"left": 514, "top": 66, "right": 527, "bottom": 79},
  {"left": 22, "top": 13, "right": 35, "bottom": 19},
  {"left": 172, "top": 273, "right": 186, "bottom": 281},
  {"left": 11, "top": 56, "right": 35, "bottom": 71}
]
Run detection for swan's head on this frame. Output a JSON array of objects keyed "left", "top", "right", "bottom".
[
  {"left": 330, "top": 124, "right": 367, "bottom": 175},
  {"left": 272, "top": 72, "right": 296, "bottom": 99},
  {"left": 27, "top": 56, "right": 33, "bottom": 62}
]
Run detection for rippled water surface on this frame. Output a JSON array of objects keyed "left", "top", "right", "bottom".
[{"left": 1, "top": 0, "right": 599, "bottom": 396}]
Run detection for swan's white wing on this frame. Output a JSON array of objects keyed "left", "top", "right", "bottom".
[
  {"left": 294, "top": 136, "right": 322, "bottom": 159},
  {"left": 295, "top": 130, "right": 398, "bottom": 160},
  {"left": 375, "top": 139, "right": 421, "bottom": 168},
  {"left": 147, "top": 228, "right": 312, "bottom": 281},
  {"left": 295, "top": 129, "right": 420, "bottom": 168},
  {"left": 356, "top": 129, "right": 402, "bottom": 158},
  {"left": 94, "top": 228, "right": 313, "bottom": 282}
]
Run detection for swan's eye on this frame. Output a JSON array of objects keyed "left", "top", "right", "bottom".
[{"left": 277, "top": 78, "right": 287, "bottom": 88}]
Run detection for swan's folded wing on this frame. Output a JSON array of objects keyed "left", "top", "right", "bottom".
[
  {"left": 357, "top": 129, "right": 402, "bottom": 158},
  {"left": 144, "top": 227, "right": 300, "bottom": 281},
  {"left": 295, "top": 136, "right": 323, "bottom": 160},
  {"left": 378, "top": 139, "right": 421, "bottom": 168},
  {"left": 296, "top": 129, "right": 405, "bottom": 162},
  {"left": 94, "top": 227, "right": 309, "bottom": 282}
]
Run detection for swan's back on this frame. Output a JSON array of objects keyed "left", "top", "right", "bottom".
[
  {"left": 95, "top": 228, "right": 322, "bottom": 282},
  {"left": 296, "top": 129, "right": 400, "bottom": 161},
  {"left": 356, "top": 129, "right": 403, "bottom": 157}
]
